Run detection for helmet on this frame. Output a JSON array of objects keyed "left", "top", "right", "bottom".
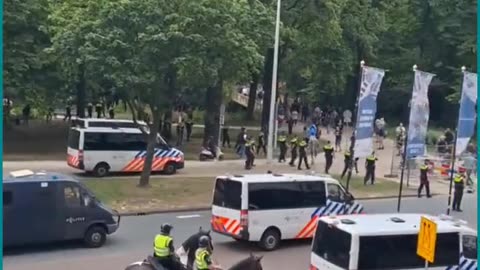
[
  {"left": 199, "top": 235, "right": 210, "bottom": 248},
  {"left": 161, "top": 223, "right": 173, "bottom": 234}
]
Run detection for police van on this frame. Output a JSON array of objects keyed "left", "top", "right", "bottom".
[
  {"left": 310, "top": 213, "right": 477, "bottom": 270},
  {"left": 3, "top": 170, "right": 120, "bottom": 248},
  {"left": 67, "top": 122, "right": 184, "bottom": 177},
  {"left": 71, "top": 118, "right": 149, "bottom": 129},
  {"left": 210, "top": 173, "right": 364, "bottom": 251}
]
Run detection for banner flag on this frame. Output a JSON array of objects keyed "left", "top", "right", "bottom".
[
  {"left": 455, "top": 71, "right": 478, "bottom": 155},
  {"left": 353, "top": 66, "right": 386, "bottom": 158},
  {"left": 405, "top": 70, "right": 435, "bottom": 159}
]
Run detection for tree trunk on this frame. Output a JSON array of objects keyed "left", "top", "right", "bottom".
[
  {"left": 261, "top": 48, "right": 274, "bottom": 133},
  {"left": 76, "top": 64, "right": 86, "bottom": 118},
  {"left": 246, "top": 72, "right": 260, "bottom": 120},
  {"left": 203, "top": 80, "right": 223, "bottom": 146},
  {"left": 138, "top": 106, "right": 161, "bottom": 187}
]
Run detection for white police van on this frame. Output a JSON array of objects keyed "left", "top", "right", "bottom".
[
  {"left": 210, "top": 173, "right": 364, "bottom": 251},
  {"left": 310, "top": 213, "right": 477, "bottom": 270},
  {"left": 67, "top": 119, "right": 184, "bottom": 177}
]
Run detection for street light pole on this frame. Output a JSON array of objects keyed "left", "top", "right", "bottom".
[{"left": 266, "top": 0, "right": 282, "bottom": 164}]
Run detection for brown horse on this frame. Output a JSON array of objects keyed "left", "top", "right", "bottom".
[{"left": 125, "top": 253, "right": 263, "bottom": 270}]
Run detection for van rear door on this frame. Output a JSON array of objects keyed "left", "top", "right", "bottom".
[
  {"left": 310, "top": 220, "right": 352, "bottom": 270},
  {"left": 211, "top": 178, "right": 242, "bottom": 237},
  {"left": 67, "top": 129, "right": 82, "bottom": 169}
]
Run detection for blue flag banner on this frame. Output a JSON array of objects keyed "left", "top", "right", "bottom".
[
  {"left": 406, "top": 70, "right": 435, "bottom": 159},
  {"left": 353, "top": 66, "right": 385, "bottom": 158},
  {"left": 455, "top": 71, "right": 478, "bottom": 155}
]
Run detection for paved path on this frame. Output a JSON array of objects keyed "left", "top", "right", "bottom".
[{"left": 4, "top": 194, "right": 477, "bottom": 270}]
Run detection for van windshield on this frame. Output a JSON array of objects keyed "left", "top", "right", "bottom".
[
  {"left": 68, "top": 130, "right": 81, "bottom": 150},
  {"left": 312, "top": 220, "right": 351, "bottom": 269},
  {"left": 212, "top": 178, "right": 241, "bottom": 210}
]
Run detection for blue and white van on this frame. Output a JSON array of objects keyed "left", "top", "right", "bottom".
[{"left": 310, "top": 213, "right": 477, "bottom": 270}]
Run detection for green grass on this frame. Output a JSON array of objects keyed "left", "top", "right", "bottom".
[{"left": 83, "top": 175, "right": 409, "bottom": 214}]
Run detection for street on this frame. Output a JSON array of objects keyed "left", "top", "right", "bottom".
[{"left": 4, "top": 194, "right": 477, "bottom": 270}]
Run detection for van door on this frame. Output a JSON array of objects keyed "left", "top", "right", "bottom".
[
  {"left": 31, "top": 183, "right": 60, "bottom": 243},
  {"left": 326, "top": 183, "right": 363, "bottom": 215},
  {"left": 460, "top": 234, "right": 477, "bottom": 269},
  {"left": 59, "top": 182, "right": 88, "bottom": 240},
  {"left": 295, "top": 181, "right": 327, "bottom": 239}
]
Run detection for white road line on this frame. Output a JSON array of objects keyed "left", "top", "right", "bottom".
[{"left": 176, "top": 214, "right": 202, "bottom": 219}]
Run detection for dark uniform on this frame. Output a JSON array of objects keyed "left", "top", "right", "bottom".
[
  {"left": 452, "top": 174, "right": 465, "bottom": 212},
  {"left": 289, "top": 137, "right": 298, "bottom": 166},
  {"left": 245, "top": 139, "right": 256, "bottom": 170},
  {"left": 323, "top": 143, "right": 334, "bottom": 174},
  {"left": 87, "top": 103, "right": 93, "bottom": 118},
  {"left": 108, "top": 107, "right": 115, "bottom": 119},
  {"left": 341, "top": 151, "right": 353, "bottom": 179},
  {"left": 364, "top": 154, "right": 378, "bottom": 185},
  {"left": 297, "top": 139, "right": 310, "bottom": 170},
  {"left": 278, "top": 135, "right": 287, "bottom": 162},
  {"left": 185, "top": 113, "right": 194, "bottom": 142},
  {"left": 221, "top": 126, "right": 230, "bottom": 147},
  {"left": 257, "top": 132, "right": 267, "bottom": 156},
  {"left": 95, "top": 102, "right": 103, "bottom": 118},
  {"left": 418, "top": 164, "right": 431, "bottom": 198}
]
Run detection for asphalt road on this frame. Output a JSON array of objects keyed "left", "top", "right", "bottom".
[{"left": 4, "top": 194, "right": 477, "bottom": 270}]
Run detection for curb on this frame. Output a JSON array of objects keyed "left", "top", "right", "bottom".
[{"left": 115, "top": 193, "right": 444, "bottom": 217}]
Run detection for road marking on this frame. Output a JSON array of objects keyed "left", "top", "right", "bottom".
[{"left": 177, "top": 214, "right": 202, "bottom": 219}]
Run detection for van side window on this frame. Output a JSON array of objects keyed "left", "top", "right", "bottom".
[
  {"left": 248, "top": 182, "right": 303, "bottom": 210},
  {"left": 64, "top": 186, "right": 82, "bottom": 207},
  {"left": 462, "top": 235, "right": 477, "bottom": 259},
  {"left": 123, "top": 134, "right": 147, "bottom": 150},
  {"left": 327, "top": 184, "right": 345, "bottom": 202},
  {"left": 300, "top": 181, "right": 326, "bottom": 207},
  {"left": 357, "top": 233, "right": 459, "bottom": 269},
  {"left": 3, "top": 191, "right": 13, "bottom": 206}
]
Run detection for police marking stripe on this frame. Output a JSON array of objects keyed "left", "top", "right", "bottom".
[{"left": 445, "top": 255, "right": 478, "bottom": 270}]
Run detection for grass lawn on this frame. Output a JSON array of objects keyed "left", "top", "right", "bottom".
[{"left": 83, "top": 175, "right": 412, "bottom": 214}]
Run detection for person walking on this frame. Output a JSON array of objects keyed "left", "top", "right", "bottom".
[
  {"left": 256, "top": 131, "right": 267, "bottom": 156},
  {"left": 289, "top": 135, "right": 299, "bottom": 167},
  {"left": 341, "top": 150, "right": 353, "bottom": 179},
  {"left": 323, "top": 141, "right": 334, "bottom": 174},
  {"left": 87, "top": 102, "right": 93, "bottom": 118},
  {"left": 452, "top": 173, "right": 466, "bottom": 212},
  {"left": 185, "top": 110, "right": 194, "bottom": 142},
  {"left": 297, "top": 138, "right": 310, "bottom": 170},
  {"left": 221, "top": 126, "right": 231, "bottom": 148},
  {"left": 334, "top": 126, "right": 342, "bottom": 152},
  {"left": 418, "top": 160, "right": 432, "bottom": 198},
  {"left": 364, "top": 152, "right": 378, "bottom": 185},
  {"left": 235, "top": 127, "right": 247, "bottom": 158},
  {"left": 278, "top": 133, "right": 287, "bottom": 163},
  {"left": 108, "top": 107, "right": 115, "bottom": 119},
  {"left": 244, "top": 137, "right": 256, "bottom": 170},
  {"left": 64, "top": 104, "right": 72, "bottom": 121},
  {"left": 95, "top": 102, "right": 103, "bottom": 118}
]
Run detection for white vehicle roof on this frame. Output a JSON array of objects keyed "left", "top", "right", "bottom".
[
  {"left": 72, "top": 127, "right": 145, "bottom": 134},
  {"left": 319, "top": 213, "right": 477, "bottom": 236},
  {"left": 217, "top": 173, "right": 341, "bottom": 184},
  {"left": 77, "top": 118, "right": 148, "bottom": 125}
]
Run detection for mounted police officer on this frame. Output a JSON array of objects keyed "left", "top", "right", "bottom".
[
  {"left": 278, "top": 133, "right": 287, "bottom": 163},
  {"left": 297, "top": 138, "right": 310, "bottom": 170},
  {"left": 288, "top": 135, "right": 299, "bottom": 167},
  {"left": 364, "top": 152, "right": 378, "bottom": 185},
  {"left": 323, "top": 141, "right": 334, "bottom": 174},
  {"left": 195, "top": 236, "right": 221, "bottom": 270},
  {"left": 452, "top": 173, "right": 466, "bottom": 212},
  {"left": 418, "top": 160, "right": 431, "bottom": 198},
  {"left": 153, "top": 223, "right": 183, "bottom": 270}
]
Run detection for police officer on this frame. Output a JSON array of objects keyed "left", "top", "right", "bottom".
[
  {"left": 341, "top": 150, "right": 352, "bottom": 179},
  {"left": 95, "top": 102, "right": 103, "bottom": 118},
  {"left": 195, "top": 235, "right": 220, "bottom": 270},
  {"left": 257, "top": 131, "right": 267, "bottom": 156},
  {"left": 87, "top": 102, "right": 93, "bottom": 118},
  {"left": 323, "top": 141, "right": 334, "bottom": 174},
  {"left": 452, "top": 173, "right": 465, "bottom": 212},
  {"left": 364, "top": 152, "right": 378, "bottom": 185},
  {"left": 297, "top": 138, "right": 310, "bottom": 170},
  {"left": 288, "top": 135, "right": 299, "bottom": 167},
  {"left": 418, "top": 160, "right": 431, "bottom": 198},
  {"left": 245, "top": 137, "right": 255, "bottom": 170},
  {"left": 153, "top": 223, "right": 182, "bottom": 270},
  {"left": 185, "top": 110, "right": 194, "bottom": 142},
  {"left": 278, "top": 133, "right": 287, "bottom": 163}
]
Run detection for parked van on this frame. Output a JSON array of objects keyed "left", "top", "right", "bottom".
[
  {"left": 210, "top": 173, "right": 364, "bottom": 250},
  {"left": 310, "top": 213, "right": 477, "bottom": 270},
  {"left": 3, "top": 170, "right": 120, "bottom": 248},
  {"left": 71, "top": 118, "right": 149, "bottom": 129},
  {"left": 67, "top": 125, "right": 184, "bottom": 177}
]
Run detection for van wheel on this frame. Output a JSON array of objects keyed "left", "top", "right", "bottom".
[
  {"left": 93, "top": 163, "right": 110, "bottom": 177},
  {"left": 84, "top": 226, "right": 107, "bottom": 248},
  {"left": 163, "top": 162, "right": 177, "bottom": 175},
  {"left": 259, "top": 228, "right": 280, "bottom": 251}
]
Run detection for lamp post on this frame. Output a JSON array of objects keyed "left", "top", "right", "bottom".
[{"left": 266, "top": 0, "right": 282, "bottom": 164}]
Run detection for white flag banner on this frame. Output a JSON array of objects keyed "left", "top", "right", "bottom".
[
  {"left": 406, "top": 70, "right": 435, "bottom": 159},
  {"left": 455, "top": 71, "right": 478, "bottom": 155},
  {"left": 354, "top": 66, "right": 386, "bottom": 158}
]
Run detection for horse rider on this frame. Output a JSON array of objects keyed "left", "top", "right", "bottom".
[
  {"left": 452, "top": 173, "right": 466, "bottom": 212},
  {"left": 364, "top": 152, "right": 378, "bottom": 185},
  {"left": 323, "top": 141, "right": 334, "bottom": 174},
  {"left": 153, "top": 223, "right": 183, "bottom": 270},
  {"left": 278, "top": 133, "right": 287, "bottom": 163},
  {"left": 289, "top": 135, "right": 299, "bottom": 167},
  {"left": 297, "top": 138, "right": 310, "bottom": 170},
  {"left": 418, "top": 160, "right": 432, "bottom": 198},
  {"left": 195, "top": 236, "right": 221, "bottom": 270}
]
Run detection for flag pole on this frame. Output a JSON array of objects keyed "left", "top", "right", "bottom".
[
  {"left": 446, "top": 66, "right": 466, "bottom": 215},
  {"left": 397, "top": 64, "right": 417, "bottom": 213}
]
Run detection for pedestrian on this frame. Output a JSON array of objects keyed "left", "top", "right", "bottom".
[
  {"left": 221, "top": 126, "right": 231, "bottom": 148},
  {"left": 291, "top": 110, "right": 299, "bottom": 125},
  {"left": 22, "top": 104, "right": 31, "bottom": 125},
  {"left": 287, "top": 116, "right": 294, "bottom": 135},
  {"left": 64, "top": 104, "right": 72, "bottom": 121},
  {"left": 235, "top": 127, "right": 247, "bottom": 158},
  {"left": 256, "top": 131, "right": 267, "bottom": 156},
  {"left": 176, "top": 118, "right": 185, "bottom": 146},
  {"left": 87, "top": 102, "right": 93, "bottom": 118},
  {"left": 46, "top": 106, "right": 54, "bottom": 123},
  {"left": 108, "top": 107, "right": 115, "bottom": 119},
  {"left": 288, "top": 135, "right": 299, "bottom": 167},
  {"left": 244, "top": 137, "right": 256, "bottom": 170},
  {"left": 185, "top": 110, "right": 194, "bottom": 142},
  {"left": 364, "top": 152, "right": 378, "bottom": 185},
  {"left": 297, "top": 138, "right": 310, "bottom": 170},
  {"left": 95, "top": 102, "right": 102, "bottom": 118},
  {"left": 452, "top": 173, "right": 466, "bottom": 212},
  {"left": 278, "top": 133, "right": 287, "bottom": 163},
  {"left": 334, "top": 126, "right": 342, "bottom": 152},
  {"left": 461, "top": 153, "right": 476, "bottom": 187},
  {"left": 341, "top": 150, "right": 353, "bottom": 179},
  {"left": 418, "top": 160, "right": 432, "bottom": 198},
  {"left": 323, "top": 141, "right": 334, "bottom": 174}
]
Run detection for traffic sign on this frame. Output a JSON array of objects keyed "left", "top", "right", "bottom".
[{"left": 417, "top": 216, "right": 437, "bottom": 263}]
